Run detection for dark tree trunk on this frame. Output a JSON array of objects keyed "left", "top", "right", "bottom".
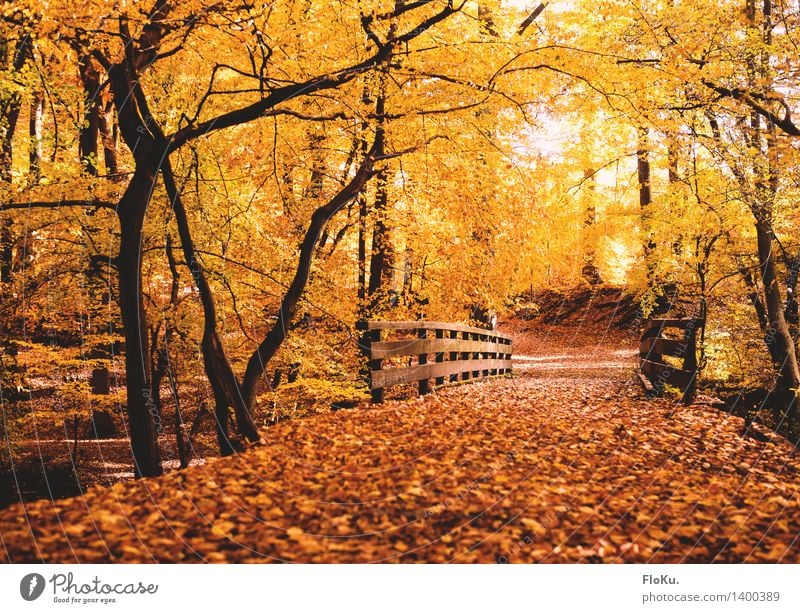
[
  {"left": 239, "top": 137, "right": 381, "bottom": 413},
  {"left": 755, "top": 219, "right": 800, "bottom": 414},
  {"left": 637, "top": 127, "right": 656, "bottom": 282},
  {"left": 104, "top": 11, "right": 177, "bottom": 475},
  {"left": 356, "top": 132, "right": 371, "bottom": 383},
  {"left": 785, "top": 253, "right": 799, "bottom": 333},
  {"left": 99, "top": 100, "right": 119, "bottom": 178},
  {"left": 161, "top": 159, "right": 260, "bottom": 455},
  {"left": 0, "top": 101, "right": 19, "bottom": 182},
  {"left": 740, "top": 265, "right": 770, "bottom": 333},
  {"left": 78, "top": 54, "right": 101, "bottom": 176},
  {"left": 1, "top": 36, "right": 30, "bottom": 182},
  {"left": 163, "top": 233, "right": 189, "bottom": 468},
  {"left": 667, "top": 138, "right": 683, "bottom": 256},
  {"left": 0, "top": 93, "right": 20, "bottom": 182},
  {"left": 356, "top": 118, "right": 369, "bottom": 307},
  {"left": 0, "top": 222, "right": 12, "bottom": 284},
  {"left": 0, "top": 96, "right": 20, "bottom": 181},
  {"left": 667, "top": 140, "right": 680, "bottom": 185},
  {"left": 116, "top": 166, "right": 163, "bottom": 477},
  {"left": 367, "top": 170, "right": 393, "bottom": 302},
  {"left": 366, "top": 89, "right": 394, "bottom": 309},
  {"left": 742, "top": 0, "right": 799, "bottom": 420},
  {"left": 89, "top": 367, "right": 116, "bottom": 438}
]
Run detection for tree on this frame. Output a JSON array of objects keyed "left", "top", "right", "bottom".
[{"left": 2, "top": 0, "right": 500, "bottom": 475}]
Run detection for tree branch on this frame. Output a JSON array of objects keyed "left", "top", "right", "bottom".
[
  {"left": 0, "top": 199, "right": 115, "bottom": 212},
  {"left": 517, "top": 2, "right": 547, "bottom": 37},
  {"left": 167, "top": 2, "right": 462, "bottom": 151},
  {"left": 702, "top": 80, "right": 800, "bottom": 136}
]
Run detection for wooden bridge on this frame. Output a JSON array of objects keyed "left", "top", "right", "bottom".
[
  {"left": 359, "top": 321, "right": 513, "bottom": 403},
  {"left": 361, "top": 317, "right": 701, "bottom": 405}
]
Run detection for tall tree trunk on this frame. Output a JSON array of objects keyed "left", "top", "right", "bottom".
[
  {"left": 161, "top": 159, "right": 260, "bottom": 455},
  {"left": 364, "top": 8, "right": 401, "bottom": 314},
  {"left": 28, "top": 90, "right": 43, "bottom": 181},
  {"left": 116, "top": 166, "right": 163, "bottom": 477},
  {"left": 667, "top": 137, "right": 683, "bottom": 257},
  {"left": 0, "top": 99, "right": 20, "bottom": 182},
  {"left": 637, "top": 126, "right": 656, "bottom": 282},
  {"left": 0, "top": 222, "right": 12, "bottom": 284},
  {"left": 239, "top": 137, "right": 381, "bottom": 413},
  {"left": 99, "top": 100, "right": 119, "bottom": 178},
  {"left": 740, "top": 0, "right": 799, "bottom": 420},
  {"left": 356, "top": 105, "right": 370, "bottom": 311},
  {"left": 78, "top": 54, "right": 101, "bottom": 176},
  {"left": 164, "top": 234, "right": 189, "bottom": 468},
  {"left": 755, "top": 218, "right": 800, "bottom": 415},
  {"left": 581, "top": 168, "right": 602, "bottom": 285},
  {"left": 753, "top": 118, "right": 799, "bottom": 416},
  {"left": 0, "top": 37, "right": 27, "bottom": 285},
  {"left": 740, "top": 264, "right": 770, "bottom": 333},
  {"left": 104, "top": 1, "right": 178, "bottom": 474},
  {"left": 366, "top": 84, "right": 394, "bottom": 311},
  {"left": 785, "top": 252, "right": 799, "bottom": 334},
  {"left": 366, "top": 157, "right": 393, "bottom": 304},
  {"left": 0, "top": 35, "right": 30, "bottom": 182},
  {"left": 357, "top": 188, "right": 368, "bottom": 304},
  {"left": 89, "top": 366, "right": 116, "bottom": 438}
]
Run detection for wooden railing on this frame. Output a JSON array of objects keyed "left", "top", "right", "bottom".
[
  {"left": 359, "top": 321, "right": 513, "bottom": 403},
  {"left": 639, "top": 318, "right": 702, "bottom": 403}
]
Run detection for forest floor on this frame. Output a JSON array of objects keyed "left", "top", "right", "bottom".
[{"left": 2, "top": 300, "right": 800, "bottom": 562}]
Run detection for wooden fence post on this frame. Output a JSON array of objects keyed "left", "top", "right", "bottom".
[
  {"left": 435, "top": 328, "right": 445, "bottom": 387},
  {"left": 471, "top": 332, "right": 480, "bottom": 378},
  {"left": 369, "top": 328, "right": 384, "bottom": 403},
  {"left": 461, "top": 330, "right": 470, "bottom": 380},
  {"left": 449, "top": 329, "right": 459, "bottom": 382},
  {"left": 418, "top": 327, "right": 430, "bottom": 396}
]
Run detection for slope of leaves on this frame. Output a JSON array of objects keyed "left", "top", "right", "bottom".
[{"left": 1, "top": 326, "right": 799, "bottom": 563}]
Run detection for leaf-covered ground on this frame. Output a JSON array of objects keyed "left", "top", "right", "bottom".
[{"left": 2, "top": 324, "right": 799, "bottom": 563}]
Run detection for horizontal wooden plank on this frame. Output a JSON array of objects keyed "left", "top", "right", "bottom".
[
  {"left": 362, "top": 320, "right": 512, "bottom": 342},
  {"left": 640, "top": 358, "right": 695, "bottom": 390},
  {"left": 371, "top": 359, "right": 513, "bottom": 390},
  {"left": 640, "top": 337, "right": 689, "bottom": 358},
  {"left": 371, "top": 338, "right": 511, "bottom": 359}
]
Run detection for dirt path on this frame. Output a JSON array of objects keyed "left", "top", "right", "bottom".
[{"left": 2, "top": 326, "right": 800, "bottom": 563}]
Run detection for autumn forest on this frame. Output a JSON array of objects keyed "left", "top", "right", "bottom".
[{"left": 2, "top": 0, "right": 800, "bottom": 563}]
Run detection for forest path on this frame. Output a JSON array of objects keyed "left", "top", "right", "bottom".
[{"left": 2, "top": 325, "right": 800, "bottom": 563}]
